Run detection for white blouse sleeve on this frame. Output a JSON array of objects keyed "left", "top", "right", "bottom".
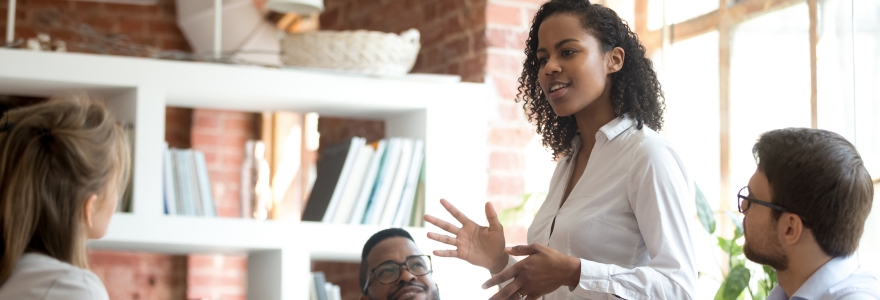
[
  {"left": 43, "top": 270, "right": 110, "bottom": 300},
  {"left": 570, "top": 142, "right": 697, "bottom": 300}
]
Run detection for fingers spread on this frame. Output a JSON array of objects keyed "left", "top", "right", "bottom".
[
  {"left": 427, "top": 232, "right": 457, "bottom": 246},
  {"left": 440, "top": 199, "right": 473, "bottom": 225},
  {"left": 424, "top": 215, "right": 461, "bottom": 235},
  {"left": 485, "top": 202, "right": 504, "bottom": 231},
  {"left": 433, "top": 249, "right": 459, "bottom": 258}
]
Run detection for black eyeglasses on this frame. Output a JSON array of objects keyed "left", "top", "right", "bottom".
[
  {"left": 362, "top": 255, "right": 433, "bottom": 295},
  {"left": 737, "top": 186, "right": 809, "bottom": 226}
]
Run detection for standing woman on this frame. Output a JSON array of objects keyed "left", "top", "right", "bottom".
[
  {"left": 0, "top": 96, "right": 130, "bottom": 299},
  {"left": 424, "top": 0, "right": 696, "bottom": 299}
]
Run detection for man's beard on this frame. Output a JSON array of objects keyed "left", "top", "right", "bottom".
[
  {"left": 369, "top": 282, "right": 440, "bottom": 300},
  {"left": 743, "top": 226, "right": 789, "bottom": 271}
]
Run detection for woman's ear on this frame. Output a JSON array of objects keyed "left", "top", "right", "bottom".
[
  {"left": 606, "top": 46, "right": 625, "bottom": 74},
  {"left": 83, "top": 194, "right": 98, "bottom": 229}
]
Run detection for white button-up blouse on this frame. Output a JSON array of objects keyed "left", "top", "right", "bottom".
[{"left": 504, "top": 115, "right": 697, "bottom": 300}]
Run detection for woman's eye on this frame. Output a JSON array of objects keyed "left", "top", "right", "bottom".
[
  {"left": 537, "top": 57, "right": 548, "bottom": 65},
  {"left": 562, "top": 50, "right": 575, "bottom": 57}
]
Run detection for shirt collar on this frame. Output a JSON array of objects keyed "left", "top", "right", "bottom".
[
  {"left": 767, "top": 256, "right": 860, "bottom": 300},
  {"left": 568, "top": 115, "right": 634, "bottom": 150},
  {"left": 598, "top": 115, "right": 635, "bottom": 142}
]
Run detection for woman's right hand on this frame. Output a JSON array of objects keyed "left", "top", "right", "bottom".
[{"left": 424, "top": 199, "right": 509, "bottom": 274}]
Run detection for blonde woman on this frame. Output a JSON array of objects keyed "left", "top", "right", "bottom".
[{"left": 0, "top": 96, "right": 130, "bottom": 299}]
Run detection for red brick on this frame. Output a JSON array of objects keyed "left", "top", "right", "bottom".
[
  {"left": 488, "top": 174, "right": 525, "bottom": 196},
  {"left": 489, "top": 127, "right": 534, "bottom": 147},
  {"left": 492, "top": 74, "right": 521, "bottom": 100},
  {"left": 319, "top": 8, "right": 341, "bottom": 28},
  {"left": 487, "top": 27, "right": 528, "bottom": 50},
  {"left": 490, "top": 151, "right": 524, "bottom": 171},
  {"left": 462, "top": 54, "right": 486, "bottom": 83},
  {"left": 487, "top": 3, "right": 521, "bottom": 26},
  {"left": 146, "top": 20, "right": 182, "bottom": 37},
  {"left": 487, "top": 52, "right": 525, "bottom": 76},
  {"left": 224, "top": 117, "right": 254, "bottom": 132},
  {"left": 498, "top": 97, "right": 525, "bottom": 121},
  {"left": 193, "top": 113, "right": 221, "bottom": 130}
]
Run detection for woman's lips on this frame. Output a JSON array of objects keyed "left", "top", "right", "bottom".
[{"left": 548, "top": 85, "right": 569, "bottom": 100}]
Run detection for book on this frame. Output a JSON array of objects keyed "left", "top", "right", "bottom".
[
  {"left": 312, "top": 272, "right": 328, "bottom": 300},
  {"left": 185, "top": 149, "right": 203, "bottom": 216},
  {"left": 309, "top": 273, "right": 318, "bottom": 300},
  {"left": 393, "top": 139, "right": 424, "bottom": 227},
  {"left": 378, "top": 138, "right": 414, "bottom": 226},
  {"left": 330, "top": 142, "right": 375, "bottom": 223},
  {"left": 118, "top": 123, "right": 135, "bottom": 213},
  {"left": 319, "top": 137, "right": 364, "bottom": 222},
  {"left": 302, "top": 138, "right": 361, "bottom": 222},
  {"left": 162, "top": 143, "right": 177, "bottom": 215},
  {"left": 348, "top": 140, "right": 387, "bottom": 224},
  {"left": 172, "top": 150, "right": 191, "bottom": 215},
  {"left": 329, "top": 284, "right": 341, "bottom": 300},
  {"left": 321, "top": 137, "right": 365, "bottom": 222},
  {"left": 193, "top": 150, "right": 216, "bottom": 217},
  {"left": 363, "top": 138, "right": 402, "bottom": 225},
  {"left": 409, "top": 158, "right": 427, "bottom": 227},
  {"left": 240, "top": 141, "right": 256, "bottom": 218}
]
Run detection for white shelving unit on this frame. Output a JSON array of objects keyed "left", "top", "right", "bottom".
[{"left": 0, "top": 48, "right": 493, "bottom": 299}]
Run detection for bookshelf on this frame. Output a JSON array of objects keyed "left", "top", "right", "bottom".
[{"left": 0, "top": 48, "right": 493, "bottom": 299}]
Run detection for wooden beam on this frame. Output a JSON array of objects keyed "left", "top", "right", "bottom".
[
  {"left": 718, "top": 0, "right": 732, "bottom": 212},
  {"left": 642, "top": 0, "right": 805, "bottom": 50},
  {"left": 671, "top": 10, "right": 720, "bottom": 44},
  {"left": 726, "top": 0, "right": 803, "bottom": 24},
  {"left": 808, "top": 0, "right": 819, "bottom": 128}
]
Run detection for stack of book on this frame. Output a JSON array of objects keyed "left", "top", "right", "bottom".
[
  {"left": 162, "top": 142, "right": 217, "bottom": 217},
  {"left": 302, "top": 137, "right": 426, "bottom": 227},
  {"left": 309, "top": 272, "right": 342, "bottom": 300}
]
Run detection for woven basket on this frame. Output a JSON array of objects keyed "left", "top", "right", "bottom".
[{"left": 280, "top": 29, "right": 420, "bottom": 76}]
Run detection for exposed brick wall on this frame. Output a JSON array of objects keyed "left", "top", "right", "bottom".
[
  {"left": 87, "top": 251, "right": 188, "bottom": 300},
  {"left": 191, "top": 109, "right": 259, "bottom": 219},
  {"left": 0, "top": 0, "right": 190, "bottom": 54},
  {"left": 485, "top": 0, "right": 548, "bottom": 245},
  {"left": 317, "top": 116, "right": 385, "bottom": 150},
  {"left": 320, "top": 0, "right": 487, "bottom": 83},
  {"left": 186, "top": 254, "right": 248, "bottom": 300},
  {"left": 165, "top": 107, "right": 193, "bottom": 148},
  {"left": 188, "top": 109, "right": 259, "bottom": 300},
  {"left": 313, "top": 261, "right": 362, "bottom": 300}
]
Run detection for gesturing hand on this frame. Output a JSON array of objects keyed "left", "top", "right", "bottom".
[
  {"left": 423, "top": 199, "right": 509, "bottom": 273},
  {"left": 482, "top": 244, "right": 582, "bottom": 300}
]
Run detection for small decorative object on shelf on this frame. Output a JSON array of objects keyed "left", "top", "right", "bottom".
[
  {"left": 280, "top": 28, "right": 421, "bottom": 76},
  {"left": 241, "top": 140, "right": 274, "bottom": 220},
  {"left": 24, "top": 33, "right": 66, "bottom": 52}
]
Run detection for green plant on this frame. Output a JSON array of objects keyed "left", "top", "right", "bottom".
[
  {"left": 498, "top": 191, "right": 547, "bottom": 229},
  {"left": 695, "top": 184, "right": 777, "bottom": 300}
]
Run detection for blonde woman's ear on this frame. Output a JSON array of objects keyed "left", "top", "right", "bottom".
[{"left": 83, "top": 194, "right": 98, "bottom": 229}]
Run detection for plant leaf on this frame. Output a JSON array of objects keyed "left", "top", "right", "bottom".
[
  {"left": 721, "top": 265, "right": 751, "bottom": 300},
  {"left": 724, "top": 210, "right": 744, "bottom": 238},
  {"left": 695, "top": 183, "right": 716, "bottom": 234}
]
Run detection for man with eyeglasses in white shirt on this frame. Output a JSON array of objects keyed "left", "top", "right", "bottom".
[
  {"left": 360, "top": 228, "right": 440, "bottom": 300},
  {"left": 739, "top": 128, "right": 880, "bottom": 300}
]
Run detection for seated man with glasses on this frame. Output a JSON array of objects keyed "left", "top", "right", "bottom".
[
  {"left": 360, "top": 228, "right": 440, "bottom": 300},
  {"left": 739, "top": 128, "right": 879, "bottom": 300}
]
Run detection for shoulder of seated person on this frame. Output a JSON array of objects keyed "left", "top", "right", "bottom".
[{"left": 15, "top": 253, "right": 108, "bottom": 300}]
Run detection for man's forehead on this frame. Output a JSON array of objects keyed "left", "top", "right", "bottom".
[{"left": 367, "top": 237, "right": 423, "bottom": 267}]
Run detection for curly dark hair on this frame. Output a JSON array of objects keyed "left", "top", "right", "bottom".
[{"left": 516, "top": 0, "right": 665, "bottom": 160}]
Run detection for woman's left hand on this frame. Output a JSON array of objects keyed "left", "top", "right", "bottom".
[{"left": 482, "top": 244, "right": 582, "bottom": 300}]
